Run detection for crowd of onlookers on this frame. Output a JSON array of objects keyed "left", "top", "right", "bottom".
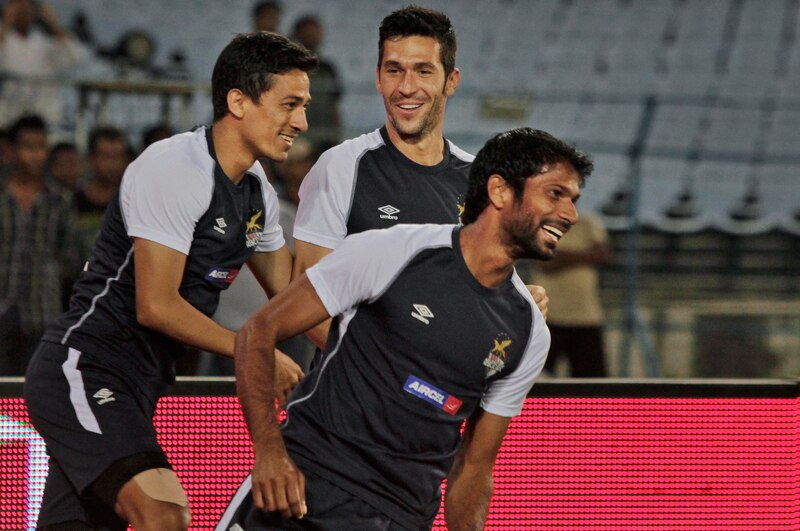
[{"left": 0, "top": 0, "right": 343, "bottom": 376}]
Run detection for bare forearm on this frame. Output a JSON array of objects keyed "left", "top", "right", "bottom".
[
  {"left": 138, "top": 297, "right": 236, "bottom": 357},
  {"left": 235, "top": 320, "right": 283, "bottom": 455},
  {"left": 305, "top": 319, "right": 331, "bottom": 350},
  {"left": 444, "top": 468, "right": 494, "bottom": 530}
]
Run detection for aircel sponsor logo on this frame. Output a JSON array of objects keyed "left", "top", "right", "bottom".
[
  {"left": 378, "top": 205, "right": 400, "bottom": 220},
  {"left": 205, "top": 267, "right": 240, "bottom": 284},
  {"left": 403, "top": 375, "right": 462, "bottom": 415}
]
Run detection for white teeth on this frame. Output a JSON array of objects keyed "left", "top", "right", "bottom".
[
  {"left": 542, "top": 225, "right": 563, "bottom": 239},
  {"left": 399, "top": 104, "right": 421, "bottom": 110},
  {"left": 279, "top": 134, "right": 294, "bottom": 145}
]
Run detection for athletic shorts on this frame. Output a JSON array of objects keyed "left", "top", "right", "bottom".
[
  {"left": 24, "top": 341, "right": 171, "bottom": 529},
  {"left": 216, "top": 470, "right": 413, "bottom": 531}
]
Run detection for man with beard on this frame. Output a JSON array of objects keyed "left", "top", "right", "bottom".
[
  {"left": 291, "top": 6, "right": 548, "bottom": 352},
  {"left": 217, "top": 127, "right": 593, "bottom": 530}
]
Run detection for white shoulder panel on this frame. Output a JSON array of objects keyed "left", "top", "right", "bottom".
[
  {"left": 121, "top": 129, "right": 214, "bottom": 255},
  {"left": 294, "top": 129, "right": 384, "bottom": 249},
  {"left": 306, "top": 223, "right": 455, "bottom": 318}
]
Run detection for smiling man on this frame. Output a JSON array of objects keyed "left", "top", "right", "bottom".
[
  {"left": 218, "top": 127, "right": 593, "bottom": 530},
  {"left": 290, "top": 7, "right": 549, "bottom": 353},
  {"left": 24, "top": 32, "right": 317, "bottom": 531}
]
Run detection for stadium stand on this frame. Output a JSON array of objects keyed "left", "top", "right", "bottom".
[{"left": 5, "top": 0, "right": 798, "bottom": 376}]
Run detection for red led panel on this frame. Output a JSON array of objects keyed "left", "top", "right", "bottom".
[{"left": 2, "top": 395, "right": 797, "bottom": 530}]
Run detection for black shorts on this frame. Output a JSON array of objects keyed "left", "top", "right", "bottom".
[
  {"left": 24, "top": 341, "right": 171, "bottom": 529},
  {"left": 216, "top": 470, "right": 412, "bottom": 531}
]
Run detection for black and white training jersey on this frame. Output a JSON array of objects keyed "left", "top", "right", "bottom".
[
  {"left": 283, "top": 223, "right": 549, "bottom": 529},
  {"left": 293, "top": 126, "right": 473, "bottom": 249},
  {"left": 43, "top": 127, "right": 284, "bottom": 398}
]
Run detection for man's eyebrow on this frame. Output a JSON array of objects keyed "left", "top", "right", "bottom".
[{"left": 382, "top": 60, "right": 437, "bottom": 69}]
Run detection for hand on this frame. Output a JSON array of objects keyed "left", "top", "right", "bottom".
[
  {"left": 274, "top": 350, "right": 304, "bottom": 407},
  {"left": 526, "top": 284, "right": 548, "bottom": 321},
  {"left": 251, "top": 446, "right": 307, "bottom": 519}
]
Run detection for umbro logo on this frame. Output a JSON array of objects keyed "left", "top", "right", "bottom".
[
  {"left": 214, "top": 217, "right": 227, "bottom": 234},
  {"left": 411, "top": 304, "right": 434, "bottom": 324},
  {"left": 93, "top": 388, "right": 116, "bottom": 405},
  {"left": 378, "top": 205, "right": 400, "bottom": 220}
]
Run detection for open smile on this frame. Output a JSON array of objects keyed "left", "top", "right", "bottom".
[{"left": 540, "top": 224, "right": 565, "bottom": 245}]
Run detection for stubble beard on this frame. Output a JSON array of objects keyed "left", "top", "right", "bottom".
[
  {"left": 502, "top": 213, "right": 553, "bottom": 261},
  {"left": 389, "top": 92, "right": 443, "bottom": 142}
]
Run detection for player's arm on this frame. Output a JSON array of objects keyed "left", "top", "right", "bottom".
[
  {"left": 236, "top": 274, "right": 331, "bottom": 519},
  {"left": 444, "top": 408, "right": 512, "bottom": 530},
  {"left": 247, "top": 245, "right": 305, "bottom": 400},
  {"left": 134, "top": 237, "right": 238, "bottom": 356},
  {"left": 247, "top": 244, "right": 293, "bottom": 297},
  {"left": 291, "top": 239, "right": 334, "bottom": 349}
]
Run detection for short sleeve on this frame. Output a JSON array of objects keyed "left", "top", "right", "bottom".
[
  {"left": 121, "top": 152, "right": 213, "bottom": 255},
  {"left": 253, "top": 172, "right": 286, "bottom": 253},
  {"left": 306, "top": 224, "right": 453, "bottom": 318},
  {"left": 480, "top": 276, "right": 550, "bottom": 417},
  {"left": 293, "top": 148, "right": 355, "bottom": 249}
]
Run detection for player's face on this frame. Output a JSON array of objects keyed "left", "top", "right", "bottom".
[
  {"left": 502, "top": 162, "right": 581, "bottom": 260},
  {"left": 376, "top": 36, "right": 458, "bottom": 142},
  {"left": 91, "top": 138, "right": 129, "bottom": 184},
  {"left": 14, "top": 129, "right": 47, "bottom": 178},
  {"left": 244, "top": 69, "right": 311, "bottom": 162}
]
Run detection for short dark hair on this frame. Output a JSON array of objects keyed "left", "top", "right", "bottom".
[
  {"left": 293, "top": 14, "right": 320, "bottom": 33},
  {"left": 10, "top": 114, "right": 46, "bottom": 142},
  {"left": 378, "top": 6, "right": 457, "bottom": 78},
  {"left": 462, "top": 128, "right": 594, "bottom": 225},
  {"left": 211, "top": 32, "right": 318, "bottom": 121},
  {"left": 88, "top": 126, "right": 127, "bottom": 155},
  {"left": 252, "top": 0, "right": 281, "bottom": 19}
]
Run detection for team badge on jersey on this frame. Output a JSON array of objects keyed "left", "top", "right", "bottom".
[
  {"left": 245, "top": 209, "right": 264, "bottom": 248},
  {"left": 483, "top": 333, "right": 511, "bottom": 378},
  {"left": 403, "top": 375, "right": 462, "bottom": 415},
  {"left": 456, "top": 194, "right": 465, "bottom": 224}
]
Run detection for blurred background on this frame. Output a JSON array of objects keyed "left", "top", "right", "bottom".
[{"left": 1, "top": 0, "right": 798, "bottom": 379}]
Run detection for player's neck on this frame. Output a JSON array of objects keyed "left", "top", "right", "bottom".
[
  {"left": 210, "top": 121, "right": 254, "bottom": 185},
  {"left": 459, "top": 222, "right": 515, "bottom": 289},
  {"left": 385, "top": 123, "right": 445, "bottom": 166}
]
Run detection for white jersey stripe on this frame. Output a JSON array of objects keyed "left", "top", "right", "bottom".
[
  {"left": 214, "top": 474, "right": 252, "bottom": 531},
  {"left": 61, "top": 246, "right": 134, "bottom": 345},
  {"left": 62, "top": 348, "right": 102, "bottom": 434}
]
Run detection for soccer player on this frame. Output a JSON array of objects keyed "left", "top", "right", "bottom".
[
  {"left": 218, "top": 127, "right": 593, "bottom": 530},
  {"left": 291, "top": 6, "right": 548, "bottom": 350},
  {"left": 24, "top": 32, "right": 317, "bottom": 530}
]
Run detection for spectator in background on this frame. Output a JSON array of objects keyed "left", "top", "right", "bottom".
[
  {"left": 141, "top": 122, "right": 173, "bottom": 152},
  {"left": 253, "top": 0, "right": 281, "bottom": 33},
  {"left": 0, "top": 0, "right": 88, "bottom": 126},
  {"left": 0, "top": 128, "right": 13, "bottom": 178},
  {"left": 46, "top": 141, "right": 83, "bottom": 193},
  {"left": 532, "top": 210, "right": 611, "bottom": 377},
  {"left": 74, "top": 126, "right": 130, "bottom": 260},
  {"left": 291, "top": 14, "right": 342, "bottom": 150},
  {"left": 0, "top": 114, "right": 78, "bottom": 375}
]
